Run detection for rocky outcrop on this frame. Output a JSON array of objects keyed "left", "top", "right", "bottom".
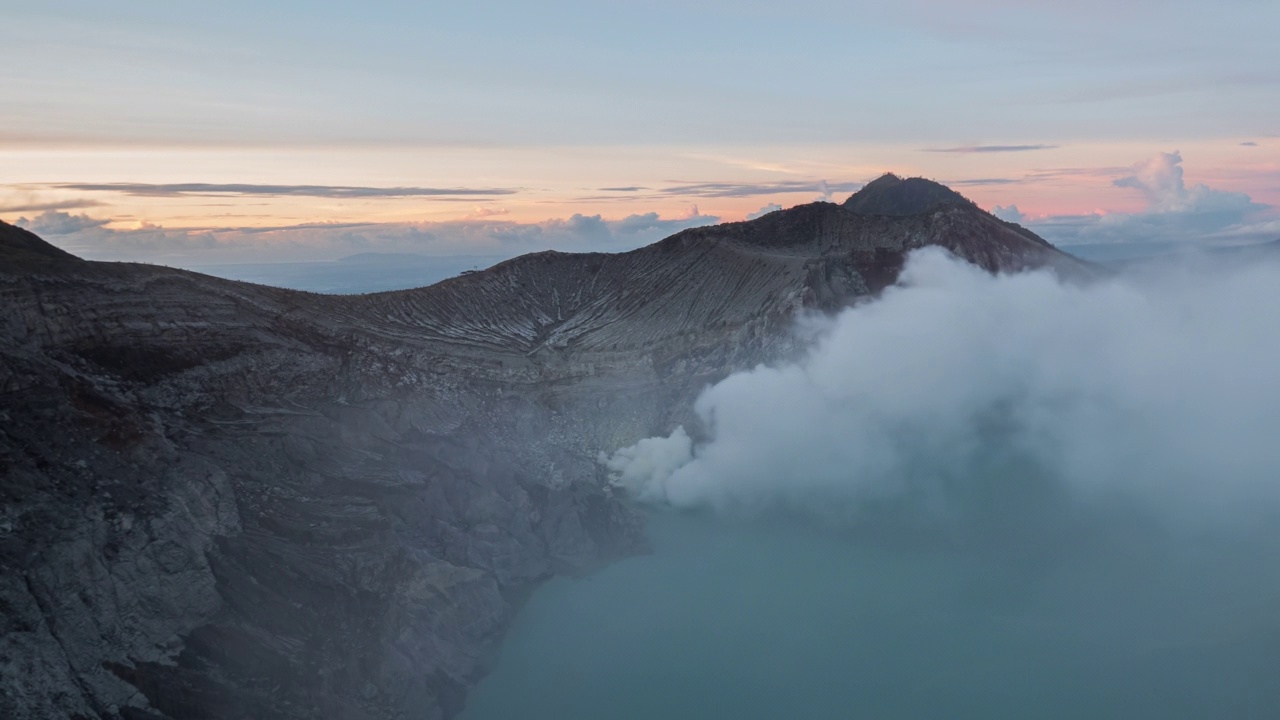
[{"left": 0, "top": 178, "right": 1095, "bottom": 719}]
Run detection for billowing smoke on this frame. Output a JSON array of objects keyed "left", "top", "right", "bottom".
[{"left": 605, "top": 247, "right": 1280, "bottom": 530}]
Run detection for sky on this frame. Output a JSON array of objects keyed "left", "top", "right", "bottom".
[{"left": 1, "top": 0, "right": 1278, "bottom": 265}]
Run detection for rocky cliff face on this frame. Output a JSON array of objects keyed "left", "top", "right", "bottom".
[{"left": 0, "top": 178, "right": 1095, "bottom": 719}]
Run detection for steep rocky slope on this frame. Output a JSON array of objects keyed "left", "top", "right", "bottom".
[{"left": 0, "top": 178, "right": 1094, "bottom": 719}]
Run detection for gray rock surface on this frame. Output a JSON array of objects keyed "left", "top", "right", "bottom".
[{"left": 0, "top": 178, "right": 1095, "bottom": 718}]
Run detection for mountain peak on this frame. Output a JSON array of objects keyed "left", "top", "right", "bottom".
[{"left": 843, "top": 173, "right": 974, "bottom": 216}]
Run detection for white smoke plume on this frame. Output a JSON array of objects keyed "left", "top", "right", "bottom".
[{"left": 604, "top": 247, "right": 1280, "bottom": 525}]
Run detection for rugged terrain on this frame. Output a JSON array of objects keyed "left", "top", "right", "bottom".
[{"left": 0, "top": 176, "right": 1094, "bottom": 719}]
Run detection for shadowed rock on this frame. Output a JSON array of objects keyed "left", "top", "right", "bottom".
[
  {"left": 0, "top": 220, "right": 81, "bottom": 263},
  {"left": 843, "top": 173, "right": 972, "bottom": 216}
]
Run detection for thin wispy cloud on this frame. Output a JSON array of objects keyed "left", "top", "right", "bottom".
[
  {"left": 659, "top": 180, "right": 861, "bottom": 198},
  {"left": 599, "top": 186, "right": 648, "bottom": 192},
  {"left": 464, "top": 206, "right": 511, "bottom": 219},
  {"left": 209, "top": 221, "right": 379, "bottom": 234},
  {"left": 954, "top": 166, "right": 1137, "bottom": 187},
  {"left": 47, "top": 183, "right": 518, "bottom": 199},
  {"left": 1023, "top": 166, "right": 1132, "bottom": 181},
  {"left": 946, "top": 178, "right": 1021, "bottom": 186},
  {"left": 1050, "top": 71, "right": 1280, "bottom": 106},
  {"left": 923, "top": 145, "right": 1059, "bottom": 154},
  {"left": 0, "top": 198, "right": 103, "bottom": 214}
]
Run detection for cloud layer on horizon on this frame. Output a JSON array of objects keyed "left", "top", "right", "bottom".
[
  {"left": 48, "top": 183, "right": 518, "bottom": 199},
  {"left": 9, "top": 152, "right": 1277, "bottom": 267},
  {"left": 924, "top": 145, "right": 1058, "bottom": 154},
  {"left": 11, "top": 208, "right": 720, "bottom": 265},
  {"left": 998, "top": 151, "right": 1277, "bottom": 247}
]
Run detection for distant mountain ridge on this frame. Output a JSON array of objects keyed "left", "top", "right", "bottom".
[{"left": 0, "top": 178, "right": 1095, "bottom": 720}]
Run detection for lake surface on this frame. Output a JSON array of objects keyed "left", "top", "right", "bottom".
[{"left": 462, "top": 509, "right": 1280, "bottom": 720}]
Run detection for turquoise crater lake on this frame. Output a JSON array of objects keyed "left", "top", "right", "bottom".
[{"left": 462, "top": 509, "right": 1280, "bottom": 720}]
